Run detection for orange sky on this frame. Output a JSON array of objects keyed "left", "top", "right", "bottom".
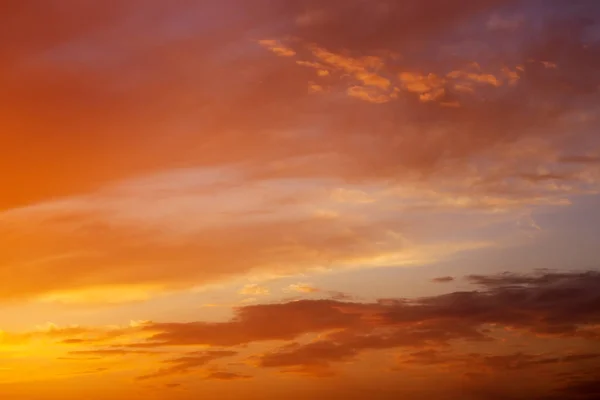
[{"left": 1, "top": 1, "right": 600, "bottom": 399}]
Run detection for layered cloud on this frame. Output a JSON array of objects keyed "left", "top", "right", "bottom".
[
  {"left": 137, "top": 350, "right": 237, "bottom": 380},
  {"left": 1, "top": 1, "right": 599, "bottom": 305},
  {"left": 0, "top": 167, "right": 503, "bottom": 302},
  {"left": 2, "top": 270, "right": 599, "bottom": 399},
  {"left": 2, "top": 0, "right": 599, "bottom": 207}
]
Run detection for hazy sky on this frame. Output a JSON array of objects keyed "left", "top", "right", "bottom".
[{"left": 1, "top": 1, "right": 600, "bottom": 399}]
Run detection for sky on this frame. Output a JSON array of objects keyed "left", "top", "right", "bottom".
[{"left": 1, "top": 1, "right": 600, "bottom": 399}]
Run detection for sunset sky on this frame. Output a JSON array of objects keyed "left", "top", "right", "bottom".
[{"left": 1, "top": 1, "right": 600, "bottom": 399}]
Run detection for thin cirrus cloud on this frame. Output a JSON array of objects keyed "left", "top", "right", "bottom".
[{"left": 0, "top": 167, "right": 502, "bottom": 303}]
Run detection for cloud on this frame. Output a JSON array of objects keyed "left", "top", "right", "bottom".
[
  {"left": 204, "top": 371, "right": 252, "bottom": 381},
  {"left": 14, "top": 270, "right": 600, "bottom": 379},
  {"left": 276, "top": 41, "right": 523, "bottom": 106},
  {"left": 270, "top": 0, "right": 512, "bottom": 53},
  {"left": 0, "top": 323, "right": 138, "bottom": 347},
  {"left": 258, "top": 340, "right": 357, "bottom": 373},
  {"left": 37, "top": 283, "right": 163, "bottom": 305},
  {"left": 0, "top": 270, "right": 599, "bottom": 396},
  {"left": 399, "top": 72, "right": 446, "bottom": 98},
  {"left": 138, "top": 350, "right": 237, "bottom": 380},
  {"left": 165, "top": 383, "right": 182, "bottom": 389},
  {"left": 132, "top": 300, "right": 367, "bottom": 347},
  {"left": 258, "top": 40, "right": 297, "bottom": 57},
  {"left": 308, "top": 82, "right": 325, "bottom": 93},
  {"left": 2, "top": 0, "right": 599, "bottom": 210},
  {"left": 346, "top": 86, "right": 391, "bottom": 103},
  {"left": 115, "top": 270, "right": 600, "bottom": 368},
  {"left": 285, "top": 283, "right": 320, "bottom": 293},
  {"left": 446, "top": 70, "right": 502, "bottom": 87},
  {"left": 327, "top": 291, "right": 354, "bottom": 301},
  {"left": 250, "top": 270, "right": 600, "bottom": 375},
  {"left": 431, "top": 276, "right": 455, "bottom": 283},
  {"left": 1, "top": 167, "right": 502, "bottom": 302},
  {"left": 398, "top": 349, "right": 600, "bottom": 372},
  {"left": 465, "top": 270, "right": 598, "bottom": 288},
  {"left": 556, "top": 375, "right": 600, "bottom": 400},
  {"left": 238, "top": 284, "right": 270, "bottom": 296},
  {"left": 67, "top": 349, "right": 156, "bottom": 357},
  {"left": 559, "top": 155, "right": 600, "bottom": 164},
  {"left": 255, "top": 321, "right": 490, "bottom": 376}
]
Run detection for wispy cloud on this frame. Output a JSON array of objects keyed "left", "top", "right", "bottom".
[{"left": 238, "top": 284, "right": 270, "bottom": 296}]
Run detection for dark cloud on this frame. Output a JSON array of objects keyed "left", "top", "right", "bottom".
[
  {"left": 328, "top": 291, "right": 355, "bottom": 301},
  {"left": 540, "top": 370, "right": 600, "bottom": 400},
  {"left": 559, "top": 155, "right": 600, "bottom": 164},
  {"left": 204, "top": 371, "right": 252, "bottom": 381},
  {"left": 120, "top": 270, "right": 600, "bottom": 377},
  {"left": 138, "top": 350, "right": 237, "bottom": 380},
  {"left": 135, "top": 300, "right": 367, "bottom": 347},
  {"left": 400, "top": 349, "right": 600, "bottom": 371},
  {"left": 258, "top": 340, "right": 358, "bottom": 370},
  {"left": 557, "top": 376, "right": 600, "bottom": 400},
  {"left": 466, "top": 270, "right": 600, "bottom": 289},
  {"left": 164, "top": 383, "right": 182, "bottom": 389},
  {"left": 256, "top": 321, "right": 490, "bottom": 375},
  {"left": 432, "top": 276, "right": 455, "bottom": 283},
  {"left": 381, "top": 270, "right": 600, "bottom": 338}
]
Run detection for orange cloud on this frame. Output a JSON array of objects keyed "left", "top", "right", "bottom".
[
  {"left": 238, "top": 284, "right": 270, "bottom": 296},
  {"left": 308, "top": 82, "right": 325, "bottom": 93},
  {"left": 446, "top": 70, "right": 502, "bottom": 87},
  {"left": 502, "top": 67, "right": 521, "bottom": 85},
  {"left": 258, "top": 40, "right": 297, "bottom": 57},
  {"left": 431, "top": 276, "right": 454, "bottom": 283},
  {"left": 204, "top": 370, "right": 252, "bottom": 381},
  {"left": 285, "top": 283, "right": 320, "bottom": 293},
  {"left": 138, "top": 350, "right": 237, "bottom": 380},
  {"left": 347, "top": 86, "right": 391, "bottom": 103},
  {"left": 399, "top": 72, "right": 446, "bottom": 95}
]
